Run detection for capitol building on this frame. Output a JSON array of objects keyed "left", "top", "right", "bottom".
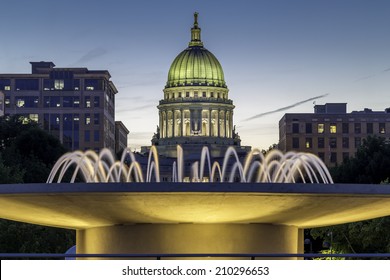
[{"left": 142, "top": 13, "right": 250, "bottom": 164}]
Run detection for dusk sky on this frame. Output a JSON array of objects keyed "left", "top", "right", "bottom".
[{"left": 1, "top": 0, "right": 389, "bottom": 150}]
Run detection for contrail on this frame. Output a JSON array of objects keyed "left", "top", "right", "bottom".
[{"left": 243, "top": 93, "right": 329, "bottom": 121}]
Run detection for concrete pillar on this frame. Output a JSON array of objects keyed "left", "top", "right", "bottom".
[{"left": 76, "top": 223, "right": 300, "bottom": 260}]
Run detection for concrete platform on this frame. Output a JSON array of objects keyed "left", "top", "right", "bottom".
[{"left": 1, "top": 183, "right": 390, "bottom": 258}]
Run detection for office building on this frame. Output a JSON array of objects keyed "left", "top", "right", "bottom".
[
  {"left": 0, "top": 61, "right": 127, "bottom": 152},
  {"left": 279, "top": 103, "right": 390, "bottom": 166}
]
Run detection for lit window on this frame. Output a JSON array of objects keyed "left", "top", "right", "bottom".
[
  {"left": 318, "top": 124, "right": 324, "bottom": 134},
  {"left": 330, "top": 124, "right": 336, "bottom": 133},
  {"left": 16, "top": 99, "right": 25, "bottom": 108},
  {"left": 4, "top": 86, "right": 10, "bottom": 91},
  {"left": 379, "top": 123, "right": 385, "bottom": 134},
  {"left": 85, "top": 114, "right": 91, "bottom": 125},
  {"left": 29, "top": 114, "right": 38, "bottom": 122},
  {"left": 86, "top": 86, "right": 94, "bottom": 91},
  {"left": 54, "top": 80, "right": 64, "bottom": 90},
  {"left": 305, "top": 138, "right": 312, "bottom": 148}
]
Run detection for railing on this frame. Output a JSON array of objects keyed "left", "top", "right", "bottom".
[
  {"left": 1, "top": 253, "right": 390, "bottom": 259},
  {"left": 159, "top": 97, "right": 233, "bottom": 105}
]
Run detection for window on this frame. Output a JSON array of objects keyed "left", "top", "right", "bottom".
[
  {"left": 16, "top": 99, "right": 25, "bottom": 108},
  {"left": 73, "top": 79, "right": 80, "bottom": 90},
  {"left": 186, "top": 92, "right": 190, "bottom": 97},
  {"left": 14, "top": 96, "right": 39, "bottom": 108},
  {"left": 292, "top": 137, "right": 299, "bottom": 149},
  {"left": 367, "top": 123, "right": 373, "bottom": 134},
  {"left": 379, "top": 123, "right": 386, "bottom": 134},
  {"left": 0, "top": 79, "right": 11, "bottom": 90},
  {"left": 342, "top": 152, "right": 349, "bottom": 160},
  {"left": 94, "top": 96, "right": 100, "bottom": 108},
  {"left": 5, "top": 98, "right": 10, "bottom": 108},
  {"left": 94, "top": 113, "right": 100, "bottom": 125},
  {"left": 94, "top": 130, "right": 100, "bottom": 142},
  {"left": 292, "top": 123, "right": 299, "bottom": 133},
  {"left": 194, "top": 91, "right": 198, "bottom": 98},
  {"left": 85, "top": 96, "right": 91, "bottom": 108},
  {"left": 73, "top": 97, "right": 80, "bottom": 107},
  {"left": 329, "top": 137, "right": 337, "bottom": 148},
  {"left": 355, "top": 137, "right": 361, "bottom": 148},
  {"left": 330, "top": 123, "right": 337, "bottom": 133},
  {"left": 203, "top": 92, "right": 206, "bottom": 97},
  {"left": 342, "top": 123, "right": 349, "bottom": 134},
  {"left": 85, "top": 114, "right": 91, "bottom": 125},
  {"left": 27, "top": 114, "right": 38, "bottom": 122},
  {"left": 318, "top": 137, "right": 324, "bottom": 148},
  {"left": 330, "top": 152, "right": 337, "bottom": 163},
  {"left": 305, "top": 138, "right": 312, "bottom": 148},
  {"left": 47, "top": 96, "right": 61, "bottom": 107},
  {"left": 85, "top": 79, "right": 103, "bottom": 91},
  {"left": 85, "top": 131, "right": 90, "bottom": 142},
  {"left": 354, "top": 123, "right": 361, "bottom": 134},
  {"left": 318, "top": 152, "right": 325, "bottom": 161},
  {"left": 305, "top": 123, "right": 312, "bottom": 134},
  {"left": 63, "top": 97, "right": 73, "bottom": 107},
  {"left": 54, "top": 80, "right": 64, "bottom": 90},
  {"left": 342, "top": 137, "right": 349, "bottom": 148},
  {"left": 318, "top": 123, "right": 324, "bottom": 134},
  {"left": 15, "top": 79, "right": 39, "bottom": 90}
]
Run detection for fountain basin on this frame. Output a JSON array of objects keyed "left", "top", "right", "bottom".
[
  {"left": 1, "top": 183, "right": 390, "bottom": 228},
  {"left": 1, "top": 182, "right": 390, "bottom": 259}
]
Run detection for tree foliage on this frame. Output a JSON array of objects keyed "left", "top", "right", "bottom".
[
  {"left": 310, "top": 136, "right": 390, "bottom": 255},
  {"left": 0, "top": 116, "right": 75, "bottom": 256},
  {"left": 331, "top": 136, "right": 390, "bottom": 184}
]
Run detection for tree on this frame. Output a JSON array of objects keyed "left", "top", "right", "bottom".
[
  {"left": 0, "top": 116, "right": 75, "bottom": 256},
  {"left": 310, "top": 136, "right": 390, "bottom": 255},
  {"left": 331, "top": 136, "right": 390, "bottom": 184}
]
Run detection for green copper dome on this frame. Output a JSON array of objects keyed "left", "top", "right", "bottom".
[{"left": 166, "top": 13, "right": 227, "bottom": 88}]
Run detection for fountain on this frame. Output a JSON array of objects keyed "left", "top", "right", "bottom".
[
  {"left": 47, "top": 146, "right": 333, "bottom": 184},
  {"left": 1, "top": 146, "right": 390, "bottom": 259}
]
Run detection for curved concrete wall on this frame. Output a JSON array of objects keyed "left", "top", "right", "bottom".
[{"left": 77, "top": 223, "right": 303, "bottom": 259}]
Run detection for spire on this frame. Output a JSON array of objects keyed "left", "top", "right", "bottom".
[{"left": 189, "top": 12, "right": 203, "bottom": 47}]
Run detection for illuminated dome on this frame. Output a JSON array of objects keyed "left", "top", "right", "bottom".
[{"left": 166, "top": 13, "right": 226, "bottom": 88}]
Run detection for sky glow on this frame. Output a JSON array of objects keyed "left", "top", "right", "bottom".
[{"left": 1, "top": 0, "right": 389, "bottom": 150}]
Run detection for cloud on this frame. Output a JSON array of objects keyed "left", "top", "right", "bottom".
[
  {"left": 355, "top": 67, "right": 390, "bottom": 82},
  {"left": 73, "top": 48, "right": 107, "bottom": 65},
  {"left": 354, "top": 75, "right": 376, "bottom": 82},
  {"left": 243, "top": 93, "right": 329, "bottom": 121}
]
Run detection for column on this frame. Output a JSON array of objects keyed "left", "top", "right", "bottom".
[
  {"left": 165, "top": 110, "right": 168, "bottom": 138},
  {"left": 208, "top": 108, "right": 211, "bottom": 137},
  {"left": 172, "top": 109, "right": 175, "bottom": 137},
  {"left": 181, "top": 109, "right": 184, "bottom": 137},
  {"left": 217, "top": 109, "right": 220, "bottom": 137}
]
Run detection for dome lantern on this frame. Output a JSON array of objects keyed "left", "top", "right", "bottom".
[{"left": 189, "top": 12, "right": 203, "bottom": 47}]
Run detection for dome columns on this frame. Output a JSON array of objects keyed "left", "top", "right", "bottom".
[{"left": 158, "top": 105, "right": 233, "bottom": 140}]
